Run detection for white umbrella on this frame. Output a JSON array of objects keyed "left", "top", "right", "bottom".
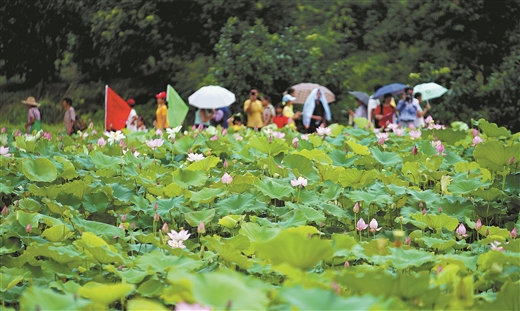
[
  {"left": 413, "top": 83, "right": 448, "bottom": 101},
  {"left": 188, "top": 86, "right": 236, "bottom": 109}
]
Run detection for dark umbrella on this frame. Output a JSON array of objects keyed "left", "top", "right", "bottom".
[
  {"left": 348, "top": 91, "right": 369, "bottom": 106},
  {"left": 372, "top": 83, "right": 407, "bottom": 99}
]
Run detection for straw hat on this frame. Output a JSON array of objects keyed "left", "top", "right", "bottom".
[{"left": 21, "top": 96, "right": 40, "bottom": 107}]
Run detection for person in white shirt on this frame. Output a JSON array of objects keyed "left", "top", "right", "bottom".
[
  {"left": 126, "top": 98, "right": 138, "bottom": 132},
  {"left": 367, "top": 84, "right": 382, "bottom": 124}
]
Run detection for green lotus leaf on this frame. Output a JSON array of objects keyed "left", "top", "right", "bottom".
[
  {"left": 420, "top": 237, "right": 457, "bottom": 251},
  {"left": 24, "top": 244, "right": 85, "bottom": 266},
  {"left": 338, "top": 168, "right": 378, "bottom": 188},
  {"left": 20, "top": 286, "right": 92, "bottom": 310},
  {"left": 274, "top": 209, "right": 309, "bottom": 228},
  {"left": 163, "top": 182, "right": 184, "bottom": 198},
  {"left": 471, "top": 188, "right": 503, "bottom": 201},
  {"left": 280, "top": 286, "right": 387, "bottom": 311},
  {"left": 75, "top": 219, "right": 124, "bottom": 241},
  {"left": 308, "top": 134, "right": 323, "bottom": 147},
  {"left": 370, "top": 247, "right": 436, "bottom": 270},
  {"left": 0, "top": 273, "right": 24, "bottom": 292},
  {"left": 22, "top": 158, "right": 57, "bottom": 182},
  {"left": 255, "top": 230, "right": 333, "bottom": 270},
  {"left": 258, "top": 156, "right": 289, "bottom": 178},
  {"left": 448, "top": 178, "right": 490, "bottom": 194},
  {"left": 218, "top": 215, "right": 245, "bottom": 229},
  {"left": 332, "top": 234, "right": 358, "bottom": 252},
  {"left": 42, "top": 198, "right": 71, "bottom": 215},
  {"left": 185, "top": 156, "right": 220, "bottom": 171},
  {"left": 411, "top": 213, "right": 459, "bottom": 232},
  {"left": 41, "top": 224, "right": 71, "bottom": 242},
  {"left": 453, "top": 161, "right": 491, "bottom": 181},
  {"left": 346, "top": 140, "right": 371, "bottom": 155},
  {"left": 49, "top": 280, "right": 81, "bottom": 294},
  {"left": 18, "top": 198, "right": 41, "bottom": 212},
  {"left": 136, "top": 279, "right": 164, "bottom": 298},
  {"left": 79, "top": 282, "right": 135, "bottom": 305},
  {"left": 322, "top": 203, "right": 349, "bottom": 221},
  {"left": 371, "top": 147, "right": 402, "bottom": 166},
  {"left": 53, "top": 156, "right": 78, "bottom": 180},
  {"left": 328, "top": 149, "right": 356, "bottom": 167},
  {"left": 485, "top": 281, "right": 520, "bottom": 311},
  {"left": 189, "top": 272, "right": 269, "bottom": 310},
  {"left": 81, "top": 192, "right": 109, "bottom": 213},
  {"left": 90, "top": 151, "right": 122, "bottom": 170},
  {"left": 202, "top": 235, "right": 252, "bottom": 269},
  {"left": 104, "top": 265, "right": 150, "bottom": 284},
  {"left": 215, "top": 193, "right": 267, "bottom": 217},
  {"left": 284, "top": 154, "right": 316, "bottom": 177},
  {"left": 478, "top": 225, "right": 510, "bottom": 239},
  {"left": 16, "top": 210, "right": 63, "bottom": 228},
  {"left": 134, "top": 250, "right": 202, "bottom": 272},
  {"left": 239, "top": 222, "right": 281, "bottom": 247},
  {"left": 439, "top": 254, "right": 478, "bottom": 272},
  {"left": 473, "top": 141, "right": 520, "bottom": 171},
  {"left": 349, "top": 189, "right": 392, "bottom": 205},
  {"left": 295, "top": 149, "right": 333, "bottom": 165},
  {"left": 422, "top": 128, "right": 466, "bottom": 144},
  {"left": 189, "top": 188, "right": 223, "bottom": 204},
  {"left": 286, "top": 203, "right": 325, "bottom": 226},
  {"left": 109, "top": 183, "right": 135, "bottom": 203},
  {"left": 478, "top": 118, "right": 511, "bottom": 138},
  {"left": 255, "top": 178, "right": 293, "bottom": 199},
  {"left": 185, "top": 209, "right": 215, "bottom": 227},
  {"left": 247, "top": 135, "right": 288, "bottom": 156},
  {"left": 172, "top": 135, "right": 195, "bottom": 153},
  {"left": 172, "top": 168, "right": 208, "bottom": 188},
  {"left": 128, "top": 298, "right": 169, "bottom": 311}
]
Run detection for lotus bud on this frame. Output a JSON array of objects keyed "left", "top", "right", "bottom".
[
  {"left": 268, "top": 135, "right": 273, "bottom": 143},
  {"left": 344, "top": 260, "right": 350, "bottom": 268},
  {"left": 118, "top": 224, "right": 125, "bottom": 230},
  {"left": 222, "top": 128, "right": 227, "bottom": 136},
  {"left": 26, "top": 223, "right": 32, "bottom": 233},
  {"left": 1, "top": 127, "right": 5, "bottom": 133},
  {"left": 319, "top": 222, "right": 324, "bottom": 227},
  {"left": 130, "top": 222, "right": 135, "bottom": 230},
  {"left": 405, "top": 236, "right": 411, "bottom": 245},
  {"left": 138, "top": 163, "right": 142, "bottom": 169},
  {"left": 509, "top": 157, "right": 515, "bottom": 165},
  {"left": 307, "top": 233, "right": 311, "bottom": 238},
  {"left": 121, "top": 214, "right": 127, "bottom": 222},
  {"left": 221, "top": 172, "right": 233, "bottom": 184},
  {"left": 471, "top": 128, "right": 479, "bottom": 136},
  {"left": 88, "top": 143, "right": 93, "bottom": 151},
  {"left": 223, "top": 159, "right": 228, "bottom": 169},
  {"left": 511, "top": 227, "right": 517, "bottom": 239},
  {"left": 118, "top": 265, "right": 123, "bottom": 271},
  {"left": 436, "top": 265, "right": 443, "bottom": 274},
  {"left": 198, "top": 123, "right": 203, "bottom": 131},
  {"left": 475, "top": 219, "right": 482, "bottom": 231},
  {"left": 162, "top": 222, "right": 169, "bottom": 233},
  {"left": 59, "top": 135, "right": 63, "bottom": 140},
  {"left": 422, "top": 208, "right": 427, "bottom": 215},
  {"left": 353, "top": 202, "right": 360, "bottom": 213},
  {"left": 485, "top": 228, "right": 489, "bottom": 236},
  {"left": 438, "top": 206, "right": 442, "bottom": 213},
  {"left": 419, "top": 202, "right": 423, "bottom": 208},
  {"left": 153, "top": 213, "right": 159, "bottom": 222},
  {"left": 114, "top": 235, "right": 119, "bottom": 239},
  {"left": 198, "top": 221, "right": 206, "bottom": 234},
  {"left": 192, "top": 125, "right": 196, "bottom": 131},
  {"left": 411, "top": 145, "right": 418, "bottom": 155},
  {"left": 153, "top": 202, "right": 158, "bottom": 211},
  {"left": 131, "top": 146, "right": 136, "bottom": 153},
  {"left": 1, "top": 206, "right": 7, "bottom": 216}
]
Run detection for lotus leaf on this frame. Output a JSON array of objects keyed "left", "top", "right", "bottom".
[
  {"left": 184, "top": 209, "right": 215, "bottom": 227},
  {"left": 473, "top": 141, "right": 520, "bottom": 171},
  {"left": 20, "top": 286, "right": 92, "bottom": 310},
  {"left": 22, "top": 158, "right": 58, "bottom": 182},
  {"left": 127, "top": 298, "right": 169, "bottom": 311},
  {"left": 79, "top": 282, "right": 135, "bottom": 305},
  {"left": 478, "top": 118, "right": 511, "bottom": 137},
  {"left": 202, "top": 236, "right": 252, "bottom": 269}
]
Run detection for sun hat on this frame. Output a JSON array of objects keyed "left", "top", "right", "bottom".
[
  {"left": 21, "top": 96, "right": 40, "bottom": 107},
  {"left": 282, "top": 94, "right": 296, "bottom": 102},
  {"left": 127, "top": 98, "right": 135, "bottom": 105},
  {"left": 155, "top": 91, "right": 167, "bottom": 99}
]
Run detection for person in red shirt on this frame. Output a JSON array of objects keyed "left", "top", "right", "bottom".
[
  {"left": 272, "top": 104, "right": 289, "bottom": 129},
  {"left": 373, "top": 93, "right": 396, "bottom": 129}
]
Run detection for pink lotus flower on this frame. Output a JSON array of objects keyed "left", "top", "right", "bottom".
[
  {"left": 393, "top": 128, "right": 405, "bottom": 137},
  {"left": 153, "top": 213, "right": 159, "bottom": 222},
  {"left": 197, "top": 221, "right": 205, "bottom": 234},
  {"left": 223, "top": 160, "right": 228, "bottom": 169},
  {"left": 1, "top": 206, "right": 7, "bottom": 216},
  {"left": 353, "top": 202, "right": 359, "bottom": 213},
  {"left": 234, "top": 134, "right": 243, "bottom": 141},
  {"left": 425, "top": 116, "right": 433, "bottom": 124},
  {"left": 121, "top": 214, "right": 127, "bottom": 222},
  {"left": 472, "top": 135, "right": 483, "bottom": 146},
  {"left": 369, "top": 218, "right": 382, "bottom": 232},
  {"left": 0, "top": 146, "right": 11, "bottom": 157},
  {"left": 490, "top": 241, "right": 504, "bottom": 252},
  {"left": 118, "top": 224, "right": 125, "bottom": 230},
  {"left": 405, "top": 236, "right": 411, "bottom": 245},
  {"left": 316, "top": 127, "right": 332, "bottom": 136},
  {"left": 273, "top": 132, "right": 286, "bottom": 139},
  {"left": 221, "top": 128, "right": 227, "bottom": 136},
  {"left": 1, "top": 127, "right": 5, "bottom": 133},
  {"left": 292, "top": 137, "right": 299, "bottom": 148},
  {"left": 475, "top": 219, "right": 482, "bottom": 231},
  {"left": 409, "top": 130, "right": 421, "bottom": 140},
  {"left": 300, "top": 134, "right": 309, "bottom": 141},
  {"left": 42, "top": 132, "right": 52, "bottom": 140},
  {"left": 290, "top": 176, "right": 308, "bottom": 188},
  {"left": 175, "top": 302, "right": 211, "bottom": 311},
  {"left": 187, "top": 153, "right": 205, "bottom": 162},
  {"left": 471, "top": 128, "right": 479, "bottom": 137},
  {"left": 456, "top": 223, "right": 468, "bottom": 239},
  {"left": 221, "top": 172, "right": 233, "bottom": 184},
  {"left": 210, "top": 135, "right": 218, "bottom": 141},
  {"left": 161, "top": 223, "right": 169, "bottom": 233},
  {"left": 146, "top": 138, "right": 164, "bottom": 149},
  {"left": 26, "top": 223, "right": 32, "bottom": 233},
  {"left": 438, "top": 206, "right": 443, "bottom": 213},
  {"left": 155, "top": 129, "right": 163, "bottom": 136},
  {"left": 386, "top": 123, "right": 399, "bottom": 132},
  {"left": 422, "top": 208, "right": 427, "bottom": 215},
  {"left": 356, "top": 218, "right": 368, "bottom": 231},
  {"left": 376, "top": 132, "right": 389, "bottom": 145},
  {"left": 511, "top": 227, "right": 517, "bottom": 239}
]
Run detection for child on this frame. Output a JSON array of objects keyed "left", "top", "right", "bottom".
[
  {"left": 137, "top": 116, "right": 147, "bottom": 131},
  {"left": 272, "top": 104, "right": 289, "bottom": 129}
]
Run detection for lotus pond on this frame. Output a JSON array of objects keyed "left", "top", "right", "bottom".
[{"left": 0, "top": 118, "right": 519, "bottom": 311}]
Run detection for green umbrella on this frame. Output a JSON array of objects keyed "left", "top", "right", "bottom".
[{"left": 413, "top": 83, "right": 448, "bottom": 101}]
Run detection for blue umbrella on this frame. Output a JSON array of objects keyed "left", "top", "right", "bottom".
[{"left": 372, "top": 83, "right": 407, "bottom": 99}]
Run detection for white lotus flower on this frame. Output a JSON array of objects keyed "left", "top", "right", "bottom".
[
  {"left": 187, "top": 153, "right": 205, "bottom": 162},
  {"left": 316, "top": 127, "right": 332, "bottom": 136},
  {"left": 104, "top": 131, "right": 126, "bottom": 145}
]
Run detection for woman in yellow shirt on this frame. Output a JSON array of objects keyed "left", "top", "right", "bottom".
[
  {"left": 282, "top": 94, "right": 301, "bottom": 128},
  {"left": 244, "top": 88, "right": 263, "bottom": 129},
  {"left": 155, "top": 91, "right": 169, "bottom": 130}
]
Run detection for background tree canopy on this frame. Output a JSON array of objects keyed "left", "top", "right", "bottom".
[{"left": 1, "top": 0, "right": 519, "bottom": 131}]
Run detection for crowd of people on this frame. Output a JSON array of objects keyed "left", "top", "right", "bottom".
[{"left": 20, "top": 84, "right": 432, "bottom": 136}]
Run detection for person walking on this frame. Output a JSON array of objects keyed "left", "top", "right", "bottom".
[
  {"left": 22, "top": 96, "right": 42, "bottom": 134},
  {"left": 155, "top": 91, "right": 169, "bottom": 130},
  {"left": 243, "top": 88, "right": 263, "bottom": 129},
  {"left": 125, "top": 98, "right": 138, "bottom": 132},
  {"left": 302, "top": 88, "right": 331, "bottom": 133},
  {"left": 62, "top": 97, "right": 76, "bottom": 135},
  {"left": 413, "top": 92, "right": 431, "bottom": 128},
  {"left": 261, "top": 95, "right": 275, "bottom": 126}
]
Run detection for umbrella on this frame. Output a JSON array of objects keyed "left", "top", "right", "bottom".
[
  {"left": 372, "top": 83, "right": 407, "bottom": 99},
  {"left": 348, "top": 91, "right": 369, "bottom": 106},
  {"left": 188, "top": 86, "right": 236, "bottom": 109},
  {"left": 413, "top": 83, "right": 448, "bottom": 101},
  {"left": 288, "top": 83, "right": 335, "bottom": 104}
]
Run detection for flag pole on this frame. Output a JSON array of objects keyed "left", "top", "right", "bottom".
[{"left": 104, "top": 85, "right": 108, "bottom": 131}]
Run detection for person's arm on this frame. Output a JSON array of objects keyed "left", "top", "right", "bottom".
[
  {"left": 244, "top": 101, "right": 251, "bottom": 113},
  {"left": 68, "top": 121, "right": 75, "bottom": 135},
  {"left": 200, "top": 110, "right": 214, "bottom": 122},
  {"left": 417, "top": 103, "right": 431, "bottom": 117},
  {"left": 26, "top": 111, "right": 34, "bottom": 129}
]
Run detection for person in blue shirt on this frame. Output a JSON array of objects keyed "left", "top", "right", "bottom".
[{"left": 397, "top": 87, "right": 420, "bottom": 128}]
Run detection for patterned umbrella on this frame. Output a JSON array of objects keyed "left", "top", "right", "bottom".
[
  {"left": 413, "top": 83, "right": 448, "bottom": 101},
  {"left": 288, "top": 83, "right": 335, "bottom": 104}
]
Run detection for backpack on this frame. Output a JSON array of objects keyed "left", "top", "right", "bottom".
[{"left": 73, "top": 113, "right": 88, "bottom": 132}]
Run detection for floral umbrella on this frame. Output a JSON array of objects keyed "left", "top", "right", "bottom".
[{"left": 287, "top": 83, "right": 335, "bottom": 104}]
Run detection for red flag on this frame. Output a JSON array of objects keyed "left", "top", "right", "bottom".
[{"left": 105, "top": 85, "right": 131, "bottom": 131}]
